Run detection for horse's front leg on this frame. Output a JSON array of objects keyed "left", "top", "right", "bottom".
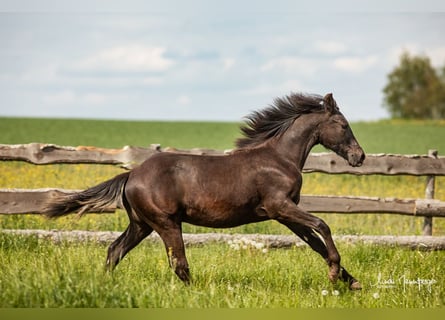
[
  {"left": 284, "top": 222, "right": 361, "bottom": 290},
  {"left": 265, "top": 198, "right": 341, "bottom": 284}
]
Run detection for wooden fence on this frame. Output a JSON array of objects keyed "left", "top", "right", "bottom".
[{"left": 1, "top": 143, "right": 445, "bottom": 236}]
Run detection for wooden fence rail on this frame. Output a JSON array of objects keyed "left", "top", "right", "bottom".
[
  {"left": 1, "top": 143, "right": 445, "bottom": 174},
  {"left": 1, "top": 188, "right": 445, "bottom": 217},
  {"left": 1, "top": 143, "right": 445, "bottom": 236}
]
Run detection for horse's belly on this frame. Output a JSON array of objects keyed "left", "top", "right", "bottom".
[{"left": 183, "top": 205, "right": 267, "bottom": 228}]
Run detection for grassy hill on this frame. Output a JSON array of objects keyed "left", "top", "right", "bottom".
[{"left": 0, "top": 118, "right": 240, "bottom": 150}]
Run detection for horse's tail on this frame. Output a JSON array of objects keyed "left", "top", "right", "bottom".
[{"left": 42, "top": 172, "right": 130, "bottom": 218}]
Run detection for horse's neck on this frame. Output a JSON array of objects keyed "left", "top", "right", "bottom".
[{"left": 273, "top": 115, "right": 320, "bottom": 170}]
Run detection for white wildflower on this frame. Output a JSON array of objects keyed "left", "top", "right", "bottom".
[
  {"left": 321, "top": 289, "right": 329, "bottom": 296},
  {"left": 228, "top": 237, "right": 268, "bottom": 252},
  {"left": 254, "top": 242, "right": 265, "bottom": 249}
]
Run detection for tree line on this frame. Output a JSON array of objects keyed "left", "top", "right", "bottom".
[{"left": 383, "top": 51, "right": 445, "bottom": 119}]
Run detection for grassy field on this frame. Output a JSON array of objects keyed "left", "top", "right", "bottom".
[
  {"left": 1, "top": 117, "right": 445, "bottom": 308},
  {"left": 0, "top": 233, "right": 443, "bottom": 308},
  {"left": 1, "top": 117, "right": 445, "bottom": 152},
  {"left": 0, "top": 118, "right": 240, "bottom": 150}
]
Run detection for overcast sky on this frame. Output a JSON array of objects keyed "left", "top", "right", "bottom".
[{"left": 1, "top": 1, "right": 445, "bottom": 122}]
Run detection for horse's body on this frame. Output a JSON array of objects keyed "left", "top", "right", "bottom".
[
  {"left": 43, "top": 93, "right": 365, "bottom": 290},
  {"left": 130, "top": 148, "right": 296, "bottom": 228}
]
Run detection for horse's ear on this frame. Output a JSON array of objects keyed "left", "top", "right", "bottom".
[{"left": 323, "top": 93, "right": 338, "bottom": 114}]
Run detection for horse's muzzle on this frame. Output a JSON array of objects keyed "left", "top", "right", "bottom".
[{"left": 347, "top": 149, "right": 365, "bottom": 167}]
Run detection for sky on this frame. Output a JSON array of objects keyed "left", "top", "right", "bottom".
[{"left": 1, "top": 1, "right": 445, "bottom": 122}]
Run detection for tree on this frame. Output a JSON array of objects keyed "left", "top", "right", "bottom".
[{"left": 383, "top": 52, "right": 445, "bottom": 119}]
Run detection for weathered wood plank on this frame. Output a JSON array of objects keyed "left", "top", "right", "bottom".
[
  {"left": 299, "top": 195, "right": 417, "bottom": 215},
  {"left": 304, "top": 152, "right": 445, "bottom": 175},
  {"left": 1, "top": 143, "right": 445, "bottom": 175},
  {"left": 1, "top": 189, "right": 445, "bottom": 217},
  {"left": 301, "top": 195, "right": 445, "bottom": 217},
  {"left": 0, "top": 143, "right": 161, "bottom": 169},
  {"left": 423, "top": 150, "right": 437, "bottom": 235},
  {"left": 2, "top": 229, "right": 444, "bottom": 250}
]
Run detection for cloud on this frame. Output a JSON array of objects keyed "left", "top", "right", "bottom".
[
  {"left": 176, "top": 95, "right": 191, "bottom": 106},
  {"left": 242, "top": 79, "right": 307, "bottom": 96},
  {"left": 260, "top": 57, "right": 318, "bottom": 75},
  {"left": 19, "top": 64, "right": 59, "bottom": 85},
  {"left": 42, "top": 90, "right": 76, "bottom": 105},
  {"left": 42, "top": 90, "right": 108, "bottom": 106},
  {"left": 314, "top": 41, "right": 347, "bottom": 55},
  {"left": 83, "top": 93, "right": 107, "bottom": 105},
  {"left": 75, "top": 45, "right": 175, "bottom": 73},
  {"left": 428, "top": 46, "right": 445, "bottom": 67},
  {"left": 388, "top": 44, "right": 445, "bottom": 68},
  {"left": 141, "top": 76, "right": 164, "bottom": 86},
  {"left": 387, "top": 43, "right": 421, "bottom": 66},
  {"left": 333, "top": 55, "right": 378, "bottom": 73},
  {"left": 222, "top": 58, "right": 236, "bottom": 70}
]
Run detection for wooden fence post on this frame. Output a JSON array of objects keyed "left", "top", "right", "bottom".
[{"left": 424, "top": 149, "right": 438, "bottom": 235}]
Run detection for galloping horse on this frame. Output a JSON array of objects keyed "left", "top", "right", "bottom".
[{"left": 43, "top": 93, "right": 365, "bottom": 290}]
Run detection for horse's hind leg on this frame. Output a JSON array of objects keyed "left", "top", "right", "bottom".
[
  {"left": 285, "top": 222, "right": 361, "bottom": 290},
  {"left": 106, "top": 221, "right": 153, "bottom": 271},
  {"left": 155, "top": 223, "right": 190, "bottom": 284}
]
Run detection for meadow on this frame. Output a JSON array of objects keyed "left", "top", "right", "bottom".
[
  {"left": 0, "top": 117, "right": 445, "bottom": 308},
  {"left": 0, "top": 232, "right": 443, "bottom": 308}
]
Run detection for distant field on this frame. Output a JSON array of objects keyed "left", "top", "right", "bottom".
[
  {"left": 1, "top": 117, "right": 445, "bottom": 153},
  {"left": 0, "top": 117, "right": 240, "bottom": 150}
]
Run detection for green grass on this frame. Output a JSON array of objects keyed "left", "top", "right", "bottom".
[
  {"left": 1, "top": 117, "right": 445, "bottom": 308},
  {"left": 0, "top": 233, "right": 443, "bottom": 308},
  {"left": 2, "top": 117, "right": 445, "bottom": 153},
  {"left": 0, "top": 118, "right": 240, "bottom": 150},
  {"left": 346, "top": 119, "right": 445, "bottom": 154}
]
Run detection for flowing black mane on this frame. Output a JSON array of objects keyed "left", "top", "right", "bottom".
[{"left": 236, "top": 93, "right": 326, "bottom": 148}]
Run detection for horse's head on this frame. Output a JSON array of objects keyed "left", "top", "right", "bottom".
[{"left": 317, "top": 93, "right": 365, "bottom": 167}]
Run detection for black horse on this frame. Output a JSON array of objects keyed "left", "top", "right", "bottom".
[{"left": 43, "top": 93, "right": 365, "bottom": 290}]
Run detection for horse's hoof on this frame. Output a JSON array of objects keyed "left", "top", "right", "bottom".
[{"left": 349, "top": 280, "right": 362, "bottom": 291}]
